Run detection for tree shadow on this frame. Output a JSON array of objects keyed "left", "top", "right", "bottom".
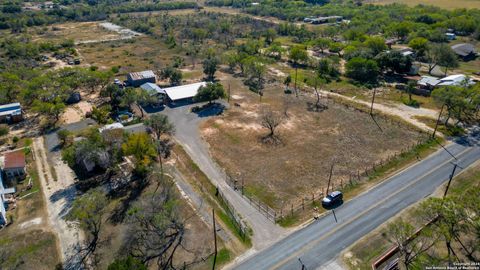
[
  {"left": 49, "top": 184, "right": 78, "bottom": 219},
  {"left": 193, "top": 103, "right": 225, "bottom": 118},
  {"left": 109, "top": 178, "right": 149, "bottom": 224}
]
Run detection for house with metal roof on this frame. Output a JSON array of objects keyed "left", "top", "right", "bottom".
[
  {"left": 417, "top": 76, "right": 441, "bottom": 90},
  {"left": 437, "top": 74, "right": 475, "bottom": 87},
  {"left": 127, "top": 70, "right": 156, "bottom": 87},
  {"left": 162, "top": 82, "right": 207, "bottom": 103},
  {"left": 0, "top": 103, "right": 23, "bottom": 124},
  {"left": 451, "top": 43, "right": 476, "bottom": 61}
]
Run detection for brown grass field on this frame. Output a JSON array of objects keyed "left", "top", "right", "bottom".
[
  {"left": 365, "top": 0, "right": 480, "bottom": 10},
  {"left": 202, "top": 72, "right": 426, "bottom": 210}
]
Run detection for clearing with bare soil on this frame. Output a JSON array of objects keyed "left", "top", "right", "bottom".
[{"left": 201, "top": 74, "right": 426, "bottom": 210}]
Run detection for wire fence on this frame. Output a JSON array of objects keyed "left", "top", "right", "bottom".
[
  {"left": 215, "top": 187, "right": 249, "bottom": 241},
  {"left": 224, "top": 136, "right": 432, "bottom": 224}
]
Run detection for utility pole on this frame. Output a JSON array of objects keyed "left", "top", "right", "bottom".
[
  {"left": 326, "top": 163, "right": 334, "bottom": 195},
  {"left": 212, "top": 209, "right": 218, "bottom": 270},
  {"left": 227, "top": 83, "right": 231, "bottom": 103},
  {"left": 294, "top": 67, "right": 299, "bottom": 98},
  {"left": 443, "top": 163, "right": 458, "bottom": 199},
  {"left": 432, "top": 104, "right": 445, "bottom": 139},
  {"left": 370, "top": 88, "right": 376, "bottom": 115}
]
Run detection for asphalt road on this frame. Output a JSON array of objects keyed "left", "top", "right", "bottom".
[
  {"left": 234, "top": 133, "right": 480, "bottom": 270},
  {"left": 156, "top": 102, "right": 288, "bottom": 250}
]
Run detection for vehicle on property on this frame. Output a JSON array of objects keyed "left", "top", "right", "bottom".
[{"left": 322, "top": 191, "right": 343, "bottom": 207}]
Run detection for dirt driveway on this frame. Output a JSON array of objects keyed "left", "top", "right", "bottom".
[{"left": 33, "top": 137, "right": 84, "bottom": 265}]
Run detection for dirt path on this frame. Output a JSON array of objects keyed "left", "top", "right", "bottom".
[
  {"left": 33, "top": 137, "right": 84, "bottom": 264},
  {"left": 320, "top": 90, "right": 438, "bottom": 133}
]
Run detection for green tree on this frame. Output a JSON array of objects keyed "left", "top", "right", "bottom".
[
  {"left": 364, "top": 36, "right": 387, "bottom": 56},
  {"left": 289, "top": 46, "right": 309, "bottom": 96},
  {"left": 408, "top": 37, "right": 428, "bottom": 58},
  {"left": 57, "top": 129, "right": 72, "bottom": 146},
  {"left": 122, "top": 133, "right": 157, "bottom": 176},
  {"left": 194, "top": 82, "right": 226, "bottom": 103},
  {"left": 32, "top": 97, "right": 66, "bottom": 126},
  {"left": 345, "top": 57, "right": 379, "bottom": 84},
  {"left": 202, "top": 55, "right": 219, "bottom": 81},
  {"left": 314, "top": 38, "right": 331, "bottom": 54},
  {"left": 264, "top": 28, "right": 277, "bottom": 45},
  {"left": 328, "top": 42, "right": 344, "bottom": 57},
  {"left": 108, "top": 256, "right": 147, "bottom": 270},
  {"left": 144, "top": 114, "right": 175, "bottom": 175},
  {"left": 425, "top": 43, "right": 458, "bottom": 75}
]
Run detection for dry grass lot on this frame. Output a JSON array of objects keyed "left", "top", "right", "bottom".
[
  {"left": 365, "top": 0, "right": 480, "bottom": 10},
  {"left": 30, "top": 22, "right": 123, "bottom": 44},
  {"left": 77, "top": 36, "right": 182, "bottom": 74},
  {"left": 202, "top": 73, "right": 425, "bottom": 210}
]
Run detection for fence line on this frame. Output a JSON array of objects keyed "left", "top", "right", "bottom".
[
  {"left": 222, "top": 135, "right": 431, "bottom": 224},
  {"left": 216, "top": 188, "right": 249, "bottom": 240}
]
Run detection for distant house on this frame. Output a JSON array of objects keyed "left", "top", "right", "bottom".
[
  {"left": 0, "top": 173, "right": 15, "bottom": 226},
  {"left": 417, "top": 76, "right": 441, "bottom": 90},
  {"left": 310, "top": 16, "right": 343, "bottom": 25},
  {"left": 437, "top": 74, "right": 475, "bottom": 87},
  {"left": 162, "top": 82, "right": 207, "bottom": 103},
  {"left": 445, "top": 33, "right": 456, "bottom": 41},
  {"left": 127, "top": 70, "right": 156, "bottom": 87},
  {"left": 399, "top": 48, "right": 415, "bottom": 58},
  {"left": 0, "top": 103, "right": 23, "bottom": 124},
  {"left": 2, "top": 150, "right": 26, "bottom": 179},
  {"left": 451, "top": 43, "right": 476, "bottom": 61}
]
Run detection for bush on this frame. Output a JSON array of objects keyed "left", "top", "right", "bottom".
[
  {"left": 0, "top": 124, "right": 9, "bottom": 136},
  {"left": 12, "top": 136, "right": 19, "bottom": 143}
]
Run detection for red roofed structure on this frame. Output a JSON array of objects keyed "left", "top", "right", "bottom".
[{"left": 3, "top": 150, "right": 25, "bottom": 179}]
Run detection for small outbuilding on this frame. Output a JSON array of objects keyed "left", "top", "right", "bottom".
[
  {"left": 2, "top": 150, "right": 26, "bottom": 179},
  {"left": 127, "top": 70, "right": 156, "bottom": 87},
  {"left": 451, "top": 43, "right": 476, "bottom": 61},
  {"left": 417, "top": 76, "right": 441, "bottom": 90},
  {"left": 0, "top": 103, "right": 23, "bottom": 124}
]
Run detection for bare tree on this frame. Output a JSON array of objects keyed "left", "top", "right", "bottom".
[
  {"left": 261, "top": 107, "right": 283, "bottom": 143},
  {"left": 67, "top": 189, "right": 108, "bottom": 269},
  {"left": 125, "top": 173, "right": 186, "bottom": 269}
]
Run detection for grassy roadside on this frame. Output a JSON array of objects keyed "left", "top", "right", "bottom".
[
  {"left": 172, "top": 144, "right": 252, "bottom": 248},
  {"left": 343, "top": 160, "right": 480, "bottom": 270}
]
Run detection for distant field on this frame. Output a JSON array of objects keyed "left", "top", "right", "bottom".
[{"left": 366, "top": 0, "right": 480, "bottom": 10}]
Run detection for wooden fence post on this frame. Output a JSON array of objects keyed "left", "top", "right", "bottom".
[
  {"left": 302, "top": 198, "right": 305, "bottom": 211},
  {"left": 291, "top": 204, "right": 293, "bottom": 216}
]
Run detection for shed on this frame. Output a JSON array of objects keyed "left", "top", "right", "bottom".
[
  {"left": 417, "top": 76, "right": 441, "bottom": 90},
  {"left": 3, "top": 150, "right": 26, "bottom": 179},
  {"left": 140, "top": 82, "right": 165, "bottom": 95},
  {"left": 163, "top": 82, "right": 207, "bottom": 103},
  {"left": 0, "top": 103, "right": 23, "bottom": 123},
  {"left": 451, "top": 43, "right": 476, "bottom": 61},
  {"left": 127, "top": 70, "right": 156, "bottom": 87}
]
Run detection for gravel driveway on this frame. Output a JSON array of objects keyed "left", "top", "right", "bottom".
[{"left": 156, "top": 102, "right": 288, "bottom": 250}]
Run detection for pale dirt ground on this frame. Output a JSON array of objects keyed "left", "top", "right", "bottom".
[
  {"left": 33, "top": 137, "right": 84, "bottom": 263},
  {"left": 60, "top": 101, "right": 93, "bottom": 125}
]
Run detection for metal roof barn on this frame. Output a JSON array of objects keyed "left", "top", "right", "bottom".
[{"left": 163, "top": 82, "right": 207, "bottom": 101}]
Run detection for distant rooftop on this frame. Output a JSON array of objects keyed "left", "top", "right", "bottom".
[{"left": 128, "top": 70, "right": 155, "bottom": 81}]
